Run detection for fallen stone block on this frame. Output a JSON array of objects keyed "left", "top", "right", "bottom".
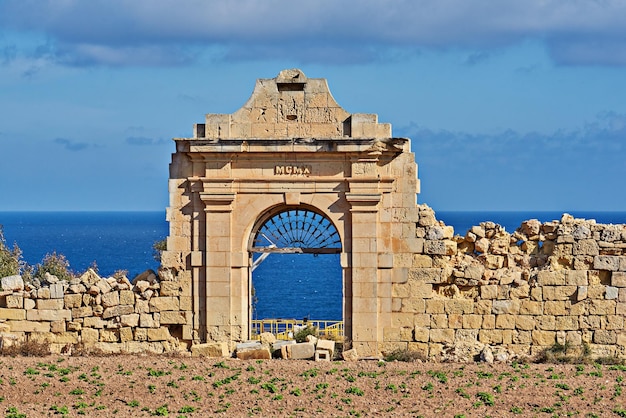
[
  {"left": 191, "top": 342, "right": 229, "bottom": 357},
  {"left": 272, "top": 339, "right": 295, "bottom": 353},
  {"left": 315, "top": 349, "right": 331, "bottom": 361},
  {"left": 316, "top": 339, "right": 336, "bottom": 358},
  {"left": 342, "top": 348, "right": 359, "bottom": 362},
  {"left": 287, "top": 342, "right": 315, "bottom": 360},
  {"left": 237, "top": 347, "right": 271, "bottom": 360}
]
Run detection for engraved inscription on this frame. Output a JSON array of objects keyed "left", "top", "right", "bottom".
[{"left": 274, "top": 165, "right": 312, "bottom": 176}]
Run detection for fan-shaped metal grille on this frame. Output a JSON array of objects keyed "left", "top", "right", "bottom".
[{"left": 251, "top": 209, "right": 341, "bottom": 254}]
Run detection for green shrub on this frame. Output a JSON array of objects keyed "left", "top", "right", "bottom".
[
  {"left": 294, "top": 325, "right": 318, "bottom": 343},
  {"left": 152, "top": 238, "right": 167, "bottom": 263},
  {"left": 0, "top": 226, "right": 25, "bottom": 280},
  {"left": 34, "top": 252, "right": 73, "bottom": 282}
]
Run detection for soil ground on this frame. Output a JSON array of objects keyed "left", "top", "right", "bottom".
[{"left": 0, "top": 354, "right": 625, "bottom": 417}]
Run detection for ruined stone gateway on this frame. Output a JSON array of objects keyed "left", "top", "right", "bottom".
[
  {"left": 1, "top": 69, "right": 625, "bottom": 361},
  {"left": 163, "top": 68, "right": 420, "bottom": 356}
]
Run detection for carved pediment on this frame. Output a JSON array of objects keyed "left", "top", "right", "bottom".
[{"left": 194, "top": 69, "right": 392, "bottom": 140}]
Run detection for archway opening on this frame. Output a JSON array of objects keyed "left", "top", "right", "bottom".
[{"left": 249, "top": 207, "right": 343, "bottom": 340}]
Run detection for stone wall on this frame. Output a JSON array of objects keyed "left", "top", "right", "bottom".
[
  {"left": 0, "top": 268, "right": 193, "bottom": 354},
  {"left": 388, "top": 205, "right": 626, "bottom": 361}
]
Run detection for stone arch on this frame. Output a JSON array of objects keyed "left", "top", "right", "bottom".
[
  {"left": 246, "top": 204, "right": 345, "bottom": 333},
  {"left": 164, "top": 69, "right": 421, "bottom": 356},
  {"left": 248, "top": 204, "right": 343, "bottom": 254}
]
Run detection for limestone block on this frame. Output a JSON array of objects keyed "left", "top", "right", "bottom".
[
  {"left": 479, "top": 329, "right": 503, "bottom": 344},
  {"left": 577, "top": 286, "right": 588, "bottom": 301},
  {"left": 482, "top": 315, "right": 495, "bottom": 329},
  {"left": 159, "top": 281, "right": 181, "bottom": 296},
  {"left": 179, "top": 296, "right": 192, "bottom": 311},
  {"left": 24, "top": 299, "right": 35, "bottom": 310},
  {"left": 49, "top": 283, "right": 64, "bottom": 299},
  {"left": 410, "top": 283, "right": 433, "bottom": 299},
  {"left": 83, "top": 316, "right": 105, "bottom": 328},
  {"left": 445, "top": 299, "right": 473, "bottom": 314},
  {"left": 612, "top": 272, "right": 626, "bottom": 287},
  {"left": 36, "top": 299, "right": 64, "bottom": 310},
  {"left": 588, "top": 299, "right": 616, "bottom": 315},
  {"left": 428, "top": 328, "right": 454, "bottom": 344},
  {"left": 0, "top": 308, "right": 26, "bottom": 320},
  {"left": 315, "top": 349, "right": 331, "bottom": 361},
  {"left": 543, "top": 286, "right": 577, "bottom": 301},
  {"left": 408, "top": 268, "right": 445, "bottom": 284},
  {"left": 532, "top": 330, "right": 556, "bottom": 346},
  {"left": 66, "top": 321, "right": 81, "bottom": 332},
  {"left": 492, "top": 300, "right": 520, "bottom": 314},
  {"left": 101, "top": 291, "right": 120, "bottom": 308},
  {"left": 120, "top": 313, "right": 140, "bottom": 327},
  {"left": 412, "top": 255, "right": 433, "bottom": 268},
  {"left": 53, "top": 332, "right": 79, "bottom": 344},
  {"left": 425, "top": 299, "right": 445, "bottom": 314},
  {"left": 544, "top": 301, "right": 568, "bottom": 316},
  {"left": 134, "top": 328, "right": 148, "bottom": 341},
  {"left": 495, "top": 314, "right": 516, "bottom": 329},
  {"left": 5, "top": 294, "right": 23, "bottom": 309},
  {"left": 119, "top": 290, "right": 135, "bottom": 305},
  {"left": 1, "top": 275, "right": 24, "bottom": 291},
  {"left": 566, "top": 270, "right": 588, "bottom": 286},
  {"left": 149, "top": 297, "right": 180, "bottom": 312},
  {"left": 555, "top": 316, "right": 579, "bottom": 330},
  {"left": 51, "top": 320, "right": 66, "bottom": 333},
  {"left": 480, "top": 285, "right": 498, "bottom": 300},
  {"left": 64, "top": 294, "right": 82, "bottom": 309},
  {"left": 606, "top": 286, "right": 619, "bottom": 300},
  {"left": 316, "top": 338, "right": 335, "bottom": 358},
  {"left": 191, "top": 342, "right": 229, "bottom": 357},
  {"left": 9, "top": 320, "right": 50, "bottom": 332},
  {"left": 515, "top": 315, "right": 536, "bottom": 331},
  {"left": 80, "top": 328, "right": 99, "bottom": 344},
  {"left": 119, "top": 327, "right": 133, "bottom": 342},
  {"left": 160, "top": 311, "right": 187, "bottom": 325},
  {"left": 100, "top": 329, "right": 119, "bottom": 342},
  {"left": 537, "top": 271, "right": 566, "bottom": 286},
  {"left": 430, "top": 314, "right": 448, "bottom": 329},
  {"left": 140, "top": 313, "right": 158, "bottom": 328},
  {"left": 27, "top": 309, "right": 71, "bottom": 322},
  {"left": 536, "top": 315, "right": 556, "bottom": 330},
  {"left": 401, "top": 298, "right": 425, "bottom": 313},
  {"left": 462, "top": 314, "right": 483, "bottom": 329},
  {"left": 475, "top": 300, "right": 492, "bottom": 314},
  {"left": 510, "top": 284, "right": 530, "bottom": 299},
  {"left": 135, "top": 299, "right": 150, "bottom": 314},
  {"left": 72, "top": 306, "right": 93, "bottom": 318},
  {"left": 102, "top": 305, "right": 134, "bottom": 319},
  {"left": 147, "top": 327, "right": 172, "bottom": 341},
  {"left": 594, "top": 255, "right": 620, "bottom": 271},
  {"left": 288, "top": 342, "right": 316, "bottom": 360},
  {"left": 37, "top": 288, "right": 50, "bottom": 299},
  {"left": 448, "top": 313, "right": 463, "bottom": 329},
  {"left": 484, "top": 255, "right": 505, "bottom": 269},
  {"left": 594, "top": 330, "right": 617, "bottom": 344}
]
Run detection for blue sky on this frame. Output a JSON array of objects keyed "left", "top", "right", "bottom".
[{"left": 1, "top": 0, "right": 625, "bottom": 212}]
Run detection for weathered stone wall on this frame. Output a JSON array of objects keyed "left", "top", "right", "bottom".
[
  {"left": 0, "top": 268, "right": 192, "bottom": 354},
  {"left": 388, "top": 205, "right": 626, "bottom": 361}
]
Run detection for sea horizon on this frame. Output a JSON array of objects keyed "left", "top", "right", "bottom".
[{"left": 2, "top": 210, "right": 624, "bottom": 320}]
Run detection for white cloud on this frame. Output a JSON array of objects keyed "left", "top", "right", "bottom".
[{"left": 2, "top": 0, "right": 626, "bottom": 67}]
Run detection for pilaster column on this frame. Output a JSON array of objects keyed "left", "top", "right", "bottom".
[
  {"left": 200, "top": 192, "right": 235, "bottom": 342},
  {"left": 346, "top": 192, "right": 381, "bottom": 356}
]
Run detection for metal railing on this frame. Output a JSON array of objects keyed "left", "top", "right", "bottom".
[{"left": 251, "top": 319, "right": 343, "bottom": 340}]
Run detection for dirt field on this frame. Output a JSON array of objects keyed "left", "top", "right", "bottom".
[{"left": 0, "top": 354, "right": 625, "bottom": 417}]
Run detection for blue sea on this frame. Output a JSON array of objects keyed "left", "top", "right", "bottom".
[{"left": 1, "top": 211, "right": 624, "bottom": 321}]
